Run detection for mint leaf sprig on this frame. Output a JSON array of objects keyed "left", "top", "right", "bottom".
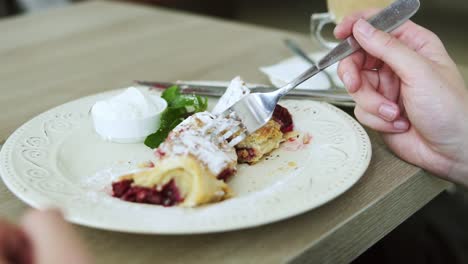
[{"left": 144, "top": 86, "right": 208, "bottom": 149}]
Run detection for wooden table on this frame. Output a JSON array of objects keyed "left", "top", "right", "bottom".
[{"left": 0, "top": 1, "right": 458, "bottom": 263}]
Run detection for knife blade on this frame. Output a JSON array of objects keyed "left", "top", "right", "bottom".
[{"left": 136, "top": 80, "right": 353, "bottom": 102}]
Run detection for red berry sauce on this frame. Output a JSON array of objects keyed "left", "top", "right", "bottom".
[
  {"left": 154, "top": 149, "right": 166, "bottom": 159},
  {"left": 217, "top": 168, "right": 236, "bottom": 182},
  {"left": 236, "top": 148, "right": 257, "bottom": 164},
  {"left": 272, "top": 104, "right": 294, "bottom": 133},
  {"left": 112, "top": 179, "right": 183, "bottom": 207}
]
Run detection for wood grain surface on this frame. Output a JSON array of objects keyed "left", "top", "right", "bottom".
[{"left": 0, "top": 1, "right": 457, "bottom": 263}]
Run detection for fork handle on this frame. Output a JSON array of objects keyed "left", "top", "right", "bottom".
[{"left": 277, "top": 0, "right": 420, "bottom": 97}]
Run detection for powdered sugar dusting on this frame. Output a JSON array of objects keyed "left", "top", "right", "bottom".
[
  {"left": 211, "top": 76, "right": 250, "bottom": 115},
  {"left": 154, "top": 77, "right": 252, "bottom": 175},
  {"left": 157, "top": 112, "right": 240, "bottom": 175},
  {"left": 81, "top": 160, "right": 147, "bottom": 193}
]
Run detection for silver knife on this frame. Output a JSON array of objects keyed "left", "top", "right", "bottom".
[{"left": 135, "top": 80, "right": 354, "bottom": 102}]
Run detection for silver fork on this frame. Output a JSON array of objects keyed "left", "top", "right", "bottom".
[
  {"left": 284, "top": 38, "right": 340, "bottom": 90},
  {"left": 220, "top": 0, "right": 420, "bottom": 147}
]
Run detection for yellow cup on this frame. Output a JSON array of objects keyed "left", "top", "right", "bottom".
[{"left": 311, "top": 0, "right": 394, "bottom": 49}]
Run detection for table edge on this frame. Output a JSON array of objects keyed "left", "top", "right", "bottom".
[{"left": 289, "top": 170, "right": 450, "bottom": 263}]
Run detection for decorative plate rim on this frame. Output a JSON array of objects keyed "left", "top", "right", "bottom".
[{"left": 0, "top": 87, "right": 371, "bottom": 234}]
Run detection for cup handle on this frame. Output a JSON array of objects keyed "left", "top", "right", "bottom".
[{"left": 311, "top": 13, "right": 338, "bottom": 49}]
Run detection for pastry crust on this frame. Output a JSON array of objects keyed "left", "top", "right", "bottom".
[
  {"left": 112, "top": 112, "right": 238, "bottom": 207},
  {"left": 116, "top": 155, "right": 232, "bottom": 207},
  {"left": 236, "top": 104, "right": 293, "bottom": 164},
  {"left": 236, "top": 120, "right": 283, "bottom": 164},
  {"left": 111, "top": 79, "right": 294, "bottom": 207}
]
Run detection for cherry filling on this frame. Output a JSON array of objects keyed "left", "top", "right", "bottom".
[
  {"left": 112, "top": 179, "right": 183, "bottom": 207},
  {"left": 236, "top": 148, "right": 257, "bottom": 163},
  {"left": 272, "top": 104, "right": 294, "bottom": 133},
  {"left": 217, "top": 168, "right": 236, "bottom": 182},
  {"left": 154, "top": 149, "right": 166, "bottom": 159}
]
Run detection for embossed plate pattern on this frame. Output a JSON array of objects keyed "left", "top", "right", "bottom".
[{"left": 0, "top": 88, "right": 371, "bottom": 234}]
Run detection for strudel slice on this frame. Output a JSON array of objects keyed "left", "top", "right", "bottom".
[
  {"left": 111, "top": 77, "right": 295, "bottom": 207},
  {"left": 112, "top": 112, "right": 239, "bottom": 207},
  {"left": 236, "top": 104, "right": 294, "bottom": 164}
]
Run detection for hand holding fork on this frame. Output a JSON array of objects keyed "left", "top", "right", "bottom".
[{"left": 219, "top": 0, "right": 421, "bottom": 146}]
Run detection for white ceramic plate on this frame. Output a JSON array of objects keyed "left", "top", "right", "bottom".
[{"left": 0, "top": 88, "right": 371, "bottom": 234}]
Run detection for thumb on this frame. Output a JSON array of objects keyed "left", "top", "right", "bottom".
[{"left": 352, "top": 19, "right": 427, "bottom": 80}]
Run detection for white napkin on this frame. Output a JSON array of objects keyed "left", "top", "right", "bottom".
[{"left": 260, "top": 52, "right": 344, "bottom": 90}]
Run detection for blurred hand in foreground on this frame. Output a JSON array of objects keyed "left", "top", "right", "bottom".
[
  {"left": 334, "top": 12, "right": 468, "bottom": 185},
  {"left": 0, "top": 209, "right": 92, "bottom": 264}
]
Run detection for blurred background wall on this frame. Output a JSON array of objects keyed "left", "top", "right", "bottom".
[
  {"left": 1, "top": 0, "right": 467, "bottom": 65},
  {"left": 225, "top": 0, "right": 468, "bottom": 65}
]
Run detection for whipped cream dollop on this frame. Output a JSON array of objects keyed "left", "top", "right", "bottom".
[
  {"left": 91, "top": 87, "right": 167, "bottom": 143},
  {"left": 92, "top": 87, "right": 164, "bottom": 120}
]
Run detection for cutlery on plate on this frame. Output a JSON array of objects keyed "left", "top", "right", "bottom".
[
  {"left": 218, "top": 0, "right": 421, "bottom": 146},
  {"left": 136, "top": 80, "right": 353, "bottom": 102}
]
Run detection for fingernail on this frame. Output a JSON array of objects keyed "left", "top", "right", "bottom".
[
  {"left": 355, "top": 19, "right": 374, "bottom": 38},
  {"left": 379, "top": 104, "right": 398, "bottom": 121},
  {"left": 342, "top": 72, "right": 354, "bottom": 91},
  {"left": 394, "top": 120, "right": 409, "bottom": 131}
]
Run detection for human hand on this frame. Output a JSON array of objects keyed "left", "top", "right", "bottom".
[
  {"left": 0, "top": 210, "right": 93, "bottom": 264},
  {"left": 334, "top": 12, "right": 468, "bottom": 185},
  {"left": 0, "top": 218, "right": 32, "bottom": 264}
]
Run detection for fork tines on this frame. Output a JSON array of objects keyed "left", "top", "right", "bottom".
[{"left": 211, "top": 110, "right": 248, "bottom": 147}]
